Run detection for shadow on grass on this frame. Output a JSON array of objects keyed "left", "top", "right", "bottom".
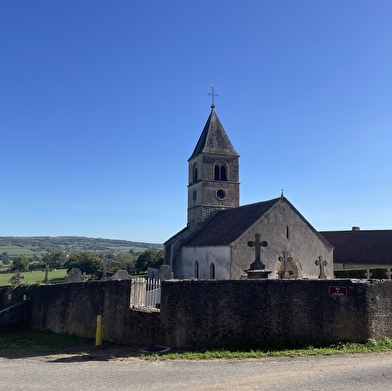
[{"left": 0, "top": 328, "right": 144, "bottom": 362}]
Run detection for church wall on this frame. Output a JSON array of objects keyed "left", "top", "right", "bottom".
[
  {"left": 165, "top": 227, "right": 196, "bottom": 278},
  {"left": 231, "top": 199, "right": 334, "bottom": 279},
  {"left": 181, "top": 246, "right": 231, "bottom": 279}
]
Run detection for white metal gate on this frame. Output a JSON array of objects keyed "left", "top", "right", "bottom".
[{"left": 130, "top": 277, "right": 161, "bottom": 310}]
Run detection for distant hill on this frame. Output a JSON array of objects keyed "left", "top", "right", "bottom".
[{"left": 0, "top": 236, "right": 163, "bottom": 259}]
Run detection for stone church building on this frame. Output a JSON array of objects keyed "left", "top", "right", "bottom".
[{"left": 164, "top": 103, "right": 334, "bottom": 279}]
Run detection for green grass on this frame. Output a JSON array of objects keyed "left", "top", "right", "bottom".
[
  {"left": 0, "top": 269, "right": 67, "bottom": 287},
  {"left": 0, "top": 246, "right": 45, "bottom": 256},
  {"left": 145, "top": 337, "right": 392, "bottom": 360},
  {"left": 1, "top": 329, "right": 392, "bottom": 360}
]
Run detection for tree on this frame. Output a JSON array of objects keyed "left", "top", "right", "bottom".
[
  {"left": 0, "top": 251, "right": 10, "bottom": 265},
  {"left": 64, "top": 252, "right": 102, "bottom": 274},
  {"left": 11, "top": 255, "right": 29, "bottom": 272},
  {"left": 114, "top": 251, "right": 137, "bottom": 274},
  {"left": 42, "top": 251, "right": 66, "bottom": 268},
  {"left": 1, "top": 251, "right": 10, "bottom": 265},
  {"left": 135, "top": 248, "right": 164, "bottom": 274}
]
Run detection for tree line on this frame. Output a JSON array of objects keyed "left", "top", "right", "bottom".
[
  {"left": 0, "top": 236, "right": 163, "bottom": 257},
  {"left": 5, "top": 248, "right": 164, "bottom": 276}
]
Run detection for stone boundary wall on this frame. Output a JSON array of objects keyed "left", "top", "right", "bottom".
[
  {"left": 27, "top": 279, "right": 392, "bottom": 349},
  {"left": 0, "top": 287, "right": 13, "bottom": 310},
  {"left": 160, "top": 279, "right": 392, "bottom": 348},
  {"left": 0, "top": 300, "right": 31, "bottom": 332},
  {"left": 31, "top": 280, "right": 164, "bottom": 346}
]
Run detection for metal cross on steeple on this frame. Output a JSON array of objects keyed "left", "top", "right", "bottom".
[{"left": 207, "top": 84, "right": 219, "bottom": 108}]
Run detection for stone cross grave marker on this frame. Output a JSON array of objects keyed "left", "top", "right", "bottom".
[
  {"left": 385, "top": 268, "right": 392, "bottom": 279},
  {"left": 102, "top": 259, "right": 109, "bottom": 281},
  {"left": 279, "top": 250, "right": 293, "bottom": 279},
  {"left": 43, "top": 263, "right": 49, "bottom": 284},
  {"left": 364, "top": 269, "right": 372, "bottom": 279},
  {"left": 247, "top": 233, "right": 268, "bottom": 270},
  {"left": 315, "top": 255, "right": 327, "bottom": 279}
]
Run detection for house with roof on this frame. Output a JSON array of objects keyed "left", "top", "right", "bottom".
[
  {"left": 164, "top": 101, "right": 334, "bottom": 279},
  {"left": 321, "top": 227, "right": 392, "bottom": 270}
]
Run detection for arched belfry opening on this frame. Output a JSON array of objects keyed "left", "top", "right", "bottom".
[
  {"left": 214, "top": 161, "right": 227, "bottom": 181},
  {"left": 193, "top": 163, "right": 198, "bottom": 184}
]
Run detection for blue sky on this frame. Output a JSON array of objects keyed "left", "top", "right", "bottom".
[{"left": 1, "top": 1, "right": 392, "bottom": 243}]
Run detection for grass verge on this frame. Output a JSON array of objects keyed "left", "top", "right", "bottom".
[
  {"left": 1, "top": 330, "right": 392, "bottom": 360},
  {"left": 141, "top": 338, "right": 392, "bottom": 360}
]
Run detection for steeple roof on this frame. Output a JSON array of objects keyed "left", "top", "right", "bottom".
[{"left": 189, "top": 106, "right": 239, "bottom": 160}]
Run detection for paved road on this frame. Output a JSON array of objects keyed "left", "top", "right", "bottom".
[{"left": 1, "top": 352, "right": 392, "bottom": 390}]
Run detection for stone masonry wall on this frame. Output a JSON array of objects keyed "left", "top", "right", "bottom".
[
  {"left": 31, "top": 280, "right": 164, "bottom": 346},
  {"left": 160, "top": 279, "right": 392, "bottom": 348},
  {"left": 27, "top": 279, "right": 392, "bottom": 349}
]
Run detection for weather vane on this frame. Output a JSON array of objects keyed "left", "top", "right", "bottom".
[{"left": 207, "top": 84, "right": 219, "bottom": 108}]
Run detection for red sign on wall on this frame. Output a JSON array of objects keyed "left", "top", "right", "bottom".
[{"left": 329, "top": 286, "right": 347, "bottom": 297}]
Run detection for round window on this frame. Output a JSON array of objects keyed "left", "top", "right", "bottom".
[{"left": 216, "top": 189, "right": 226, "bottom": 199}]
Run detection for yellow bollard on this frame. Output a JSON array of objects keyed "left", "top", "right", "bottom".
[{"left": 95, "top": 314, "right": 103, "bottom": 346}]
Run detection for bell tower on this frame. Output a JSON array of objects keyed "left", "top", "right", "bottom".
[{"left": 187, "top": 88, "right": 240, "bottom": 226}]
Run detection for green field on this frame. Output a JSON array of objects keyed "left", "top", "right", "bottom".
[
  {"left": 0, "top": 246, "right": 45, "bottom": 256},
  {"left": 0, "top": 269, "right": 67, "bottom": 287}
]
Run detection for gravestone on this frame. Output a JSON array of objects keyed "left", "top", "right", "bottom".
[
  {"left": 101, "top": 258, "right": 113, "bottom": 281},
  {"left": 278, "top": 250, "right": 293, "bottom": 279},
  {"left": 246, "top": 233, "right": 271, "bottom": 279},
  {"left": 385, "top": 268, "right": 392, "bottom": 279},
  {"left": 364, "top": 269, "right": 372, "bottom": 279},
  {"left": 43, "top": 264, "right": 49, "bottom": 284},
  {"left": 315, "top": 256, "right": 327, "bottom": 279},
  {"left": 111, "top": 270, "right": 130, "bottom": 280},
  {"left": 158, "top": 264, "right": 173, "bottom": 281},
  {"left": 64, "top": 268, "right": 82, "bottom": 283}
]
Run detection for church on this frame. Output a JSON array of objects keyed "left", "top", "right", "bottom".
[{"left": 164, "top": 99, "right": 334, "bottom": 280}]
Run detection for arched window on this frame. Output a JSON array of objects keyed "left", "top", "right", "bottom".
[
  {"left": 210, "top": 262, "right": 215, "bottom": 279},
  {"left": 214, "top": 161, "right": 228, "bottom": 181},
  {"left": 193, "top": 164, "right": 198, "bottom": 184},
  {"left": 220, "top": 165, "right": 227, "bottom": 181},
  {"left": 214, "top": 165, "right": 220, "bottom": 180},
  {"left": 194, "top": 260, "right": 199, "bottom": 278}
]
